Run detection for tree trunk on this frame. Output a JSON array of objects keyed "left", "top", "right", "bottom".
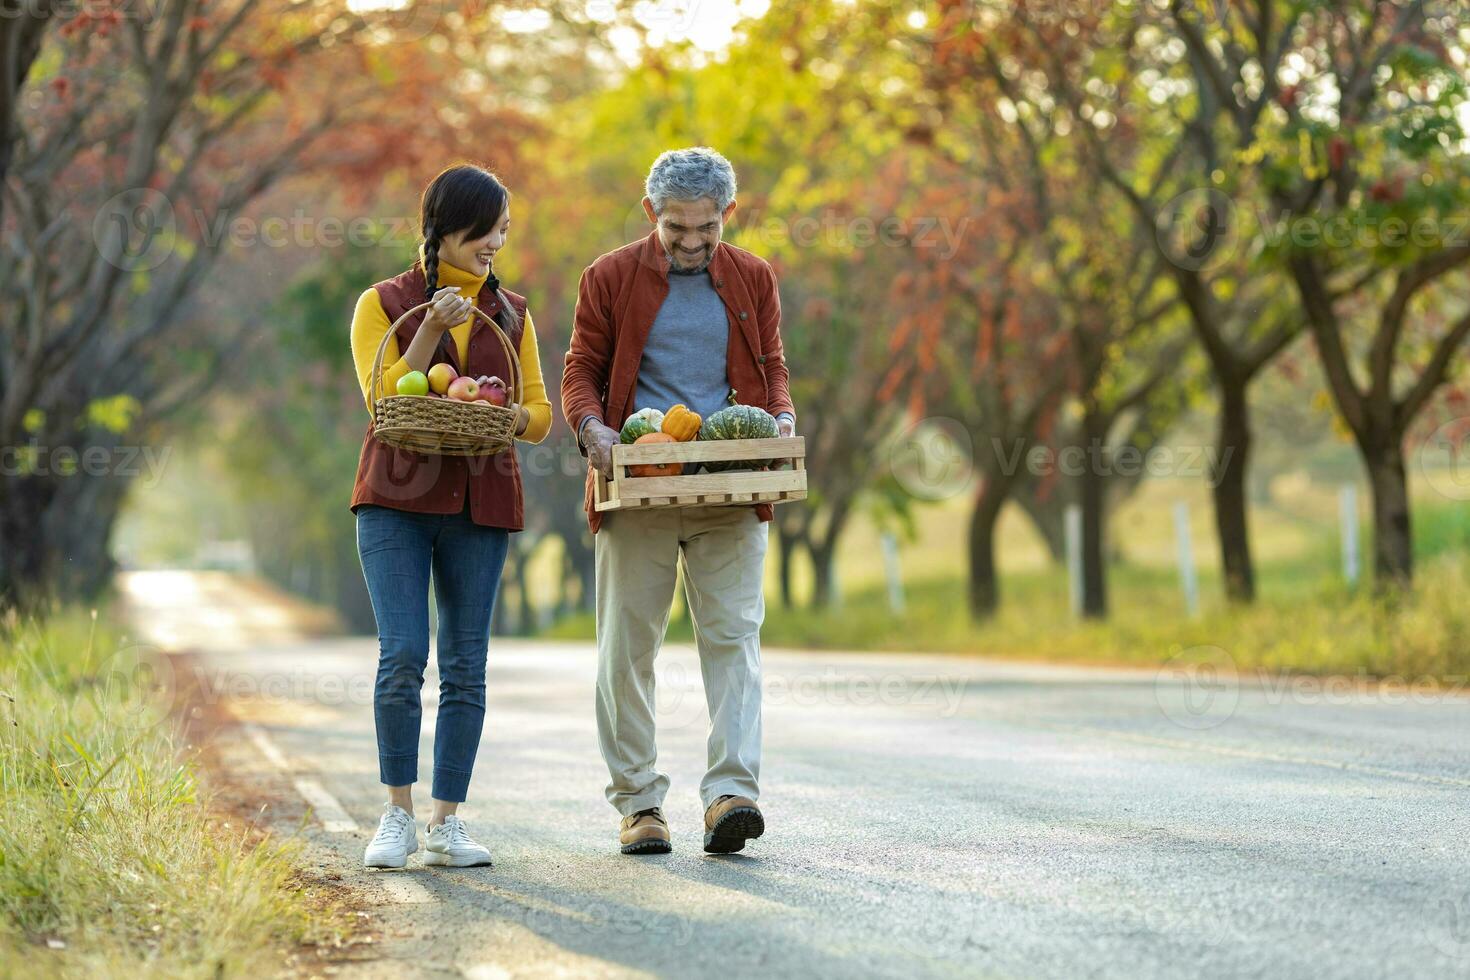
[
  {"left": 1213, "top": 381, "right": 1255, "bottom": 603},
  {"left": 968, "top": 474, "right": 1010, "bottom": 619},
  {"left": 1077, "top": 427, "right": 1108, "bottom": 619},
  {"left": 1365, "top": 439, "right": 1412, "bottom": 590},
  {"left": 42, "top": 467, "right": 129, "bottom": 602},
  {"left": 810, "top": 538, "right": 837, "bottom": 609},
  {"left": 807, "top": 505, "right": 851, "bottom": 611},
  {"left": 0, "top": 4, "right": 55, "bottom": 196},
  {"left": 564, "top": 530, "right": 595, "bottom": 612},
  {"left": 0, "top": 472, "right": 57, "bottom": 609}
]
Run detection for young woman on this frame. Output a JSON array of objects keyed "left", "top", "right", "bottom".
[{"left": 348, "top": 164, "right": 552, "bottom": 869}]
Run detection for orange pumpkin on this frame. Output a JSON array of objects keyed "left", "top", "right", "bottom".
[{"left": 628, "top": 431, "right": 682, "bottom": 477}]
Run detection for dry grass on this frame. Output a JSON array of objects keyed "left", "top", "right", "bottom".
[{"left": 0, "top": 610, "right": 352, "bottom": 978}]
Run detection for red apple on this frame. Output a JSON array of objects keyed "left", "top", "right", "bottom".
[
  {"left": 427, "top": 363, "right": 458, "bottom": 395},
  {"left": 477, "top": 375, "right": 508, "bottom": 407},
  {"left": 447, "top": 377, "right": 480, "bottom": 402}
]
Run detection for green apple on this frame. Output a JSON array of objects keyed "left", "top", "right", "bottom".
[{"left": 396, "top": 371, "right": 429, "bottom": 396}]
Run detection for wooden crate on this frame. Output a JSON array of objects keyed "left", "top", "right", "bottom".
[{"left": 594, "top": 437, "right": 807, "bottom": 512}]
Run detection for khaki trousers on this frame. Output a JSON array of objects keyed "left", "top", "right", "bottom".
[{"left": 594, "top": 503, "right": 767, "bottom": 815}]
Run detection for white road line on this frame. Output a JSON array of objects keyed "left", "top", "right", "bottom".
[
  {"left": 291, "top": 777, "right": 360, "bottom": 833},
  {"left": 462, "top": 966, "right": 513, "bottom": 980},
  {"left": 239, "top": 721, "right": 360, "bottom": 832},
  {"left": 376, "top": 874, "right": 435, "bottom": 904},
  {"left": 241, "top": 722, "right": 291, "bottom": 771}
]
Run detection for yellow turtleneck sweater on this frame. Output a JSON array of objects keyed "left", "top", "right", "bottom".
[{"left": 350, "top": 256, "right": 552, "bottom": 444}]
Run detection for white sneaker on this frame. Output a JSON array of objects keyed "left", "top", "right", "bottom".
[
  {"left": 364, "top": 803, "right": 419, "bottom": 869},
  {"left": 423, "top": 814, "right": 493, "bottom": 867}
]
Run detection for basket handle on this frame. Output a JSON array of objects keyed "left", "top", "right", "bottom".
[{"left": 369, "top": 301, "right": 524, "bottom": 420}]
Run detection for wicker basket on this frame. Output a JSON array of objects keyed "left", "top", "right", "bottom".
[{"left": 369, "top": 301, "right": 522, "bottom": 456}]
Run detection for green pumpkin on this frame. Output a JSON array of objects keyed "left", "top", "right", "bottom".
[
  {"left": 620, "top": 407, "right": 665, "bottom": 444},
  {"left": 698, "top": 404, "right": 779, "bottom": 471}
]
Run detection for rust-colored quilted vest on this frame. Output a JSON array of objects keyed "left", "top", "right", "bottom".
[{"left": 350, "top": 264, "right": 527, "bottom": 531}]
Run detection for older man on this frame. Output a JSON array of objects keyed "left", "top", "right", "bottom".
[{"left": 562, "top": 147, "right": 796, "bottom": 855}]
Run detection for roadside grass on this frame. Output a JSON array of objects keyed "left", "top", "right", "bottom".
[
  {"left": 540, "top": 494, "right": 1470, "bottom": 682},
  {"left": 0, "top": 609, "right": 350, "bottom": 978}
]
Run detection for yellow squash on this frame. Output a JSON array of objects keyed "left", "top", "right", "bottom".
[{"left": 661, "top": 403, "right": 702, "bottom": 442}]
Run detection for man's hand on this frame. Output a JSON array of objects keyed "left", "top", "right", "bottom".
[
  {"left": 771, "top": 413, "right": 797, "bottom": 470},
  {"left": 583, "top": 419, "right": 621, "bottom": 479}
]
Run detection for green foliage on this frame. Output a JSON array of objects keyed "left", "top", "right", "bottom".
[{"left": 84, "top": 395, "right": 142, "bottom": 435}]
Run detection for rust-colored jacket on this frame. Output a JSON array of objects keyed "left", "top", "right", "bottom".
[{"left": 561, "top": 230, "right": 796, "bottom": 534}]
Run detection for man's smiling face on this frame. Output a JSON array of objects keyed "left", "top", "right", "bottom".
[{"left": 643, "top": 195, "right": 737, "bottom": 273}]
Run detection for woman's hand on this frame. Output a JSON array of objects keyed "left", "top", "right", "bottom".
[
  {"left": 513, "top": 404, "right": 530, "bottom": 436},
  {"left": 421, "top": 286, "right": 475, "bottom": 334}
]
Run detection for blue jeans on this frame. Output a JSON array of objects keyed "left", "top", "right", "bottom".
[{"left": 356, "top": 504, "right": 509, "bottom": 803}]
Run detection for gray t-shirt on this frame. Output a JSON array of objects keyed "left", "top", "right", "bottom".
[{"left": 633, "top": 269, "right": 731, "bottom": 422}]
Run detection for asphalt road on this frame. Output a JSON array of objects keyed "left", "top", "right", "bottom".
[{"left": 123, "top": 572, "right": 1470, "bottom": 979}]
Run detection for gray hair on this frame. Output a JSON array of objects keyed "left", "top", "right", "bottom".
[{"left": 644, "top": 147, "right": 737, "bottom": 214}]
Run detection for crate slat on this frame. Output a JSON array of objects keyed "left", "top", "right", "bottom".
[
  {"left": 612, "top": 436, "right": 804, "bottom": 465},
  {"left": 615, "top": 469, "right": 805, "bottom": 500},
  {"left": 594, "top": 487, "right": 808, "bottom": 512}
]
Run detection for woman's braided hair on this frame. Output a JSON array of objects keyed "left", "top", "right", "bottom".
[{"left": 418, "top": 164, "right": 522, "bottom": 339}]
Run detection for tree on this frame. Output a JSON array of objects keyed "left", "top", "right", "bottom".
[
  {"left": 0, "top": 0, "right": 547, "bottom": 605},
  {"left": 1002, "top": 0, "right": 1306, "bottom": 603},
  {"left": 904, "top": 11, "right": 1190, "bottom": 619},
  {"left": 1157, "top": 0, "right": 1470, "bottom": 588}
]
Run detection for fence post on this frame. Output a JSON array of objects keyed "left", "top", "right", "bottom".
[
  {"left": 880, "top": 531, "right": 905, "bottom": 615},
  {"left": 1065, "top": 503, "right": 1082, "bottom": 617},
  {"left": 1173, "top": 501, "right": 1199, "bottom": 617},
  {"left": 1339, "top": 484, "right": 1360, "bottom": 587}
]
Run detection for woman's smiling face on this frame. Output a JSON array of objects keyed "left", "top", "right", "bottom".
[{"left": 442, "top": 202, "right": 511, "bottom": 277}]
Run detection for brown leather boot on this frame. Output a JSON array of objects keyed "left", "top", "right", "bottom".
[
  {"left": 703, "top": 795, "right": 764, "bottom": 854},
  {"left": 619, "top": 806, "right": 671, "bottom": 855}
]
